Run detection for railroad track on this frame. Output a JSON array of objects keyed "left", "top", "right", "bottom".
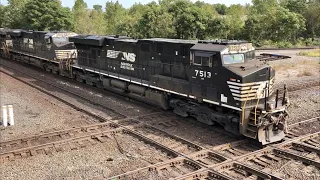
[
  {"left": 287, "top": 116, "right": 320, "bottom": 138},
  {"left": 0, "top": 68, "right": 127, "bottom": 123},
  {"left": 168, "top": 132, "right": 320, "bottom": 180},
  {"left": 109, "top": 118, "right": 320, "bottom": 180},
  {"left": 1, "top": 59, "right": 319, "bottom": 179},
  {"left": 256, "top": 47, "right": 318, "bottom": 50}
]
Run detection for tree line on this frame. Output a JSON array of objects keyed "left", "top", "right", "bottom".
[{"left": 1, "top": 0, "right": 319, "bottom": 47}]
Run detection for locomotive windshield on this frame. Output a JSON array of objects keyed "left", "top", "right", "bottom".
[
  {"left": 223, "top": 54, "right": 245, "bottom": 64},
  {"left": 223, "top": 50, "right": 256, "bottom": 64}
]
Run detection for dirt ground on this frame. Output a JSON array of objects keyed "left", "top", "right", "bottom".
[{"left": 257, "top": 49, "right": 320, "bottom": 124}]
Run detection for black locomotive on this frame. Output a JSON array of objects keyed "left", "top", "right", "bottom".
[{"left": 0, "top": 29, "right": 290, "bottom": 144}]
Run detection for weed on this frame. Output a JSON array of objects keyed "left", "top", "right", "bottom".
[{"left": 298, "top": 49, "right": 320, "bottom": 57}]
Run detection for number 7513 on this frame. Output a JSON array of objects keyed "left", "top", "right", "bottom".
[{"left": 195, "top": 70, "right": 211, "bottom": 78}]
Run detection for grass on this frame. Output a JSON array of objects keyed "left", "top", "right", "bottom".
[{"left": 298, "top": 49, "right": 320, "bottom": 57}]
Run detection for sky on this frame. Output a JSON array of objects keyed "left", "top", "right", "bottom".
[{"left": 0, "top": 0, "right": 252, "bottom": 9}]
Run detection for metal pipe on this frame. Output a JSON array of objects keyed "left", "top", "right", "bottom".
[
  {"left": 275, "top": 89, "right": 279, "bottom": 108},
  {"left": 282, "top": 85, "right": 286, "bottom": 106}
]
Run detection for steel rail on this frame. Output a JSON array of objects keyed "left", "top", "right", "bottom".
[{"left": 288, "top": 116, "right": 320, "bottom": 129}]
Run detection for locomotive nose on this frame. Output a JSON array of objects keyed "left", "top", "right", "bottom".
[
  {"left": 237, "top": 64, "right": 274, "bottom": 83},
  {"left": 226, "top": 64, "right": 275, "bottom": 102}
]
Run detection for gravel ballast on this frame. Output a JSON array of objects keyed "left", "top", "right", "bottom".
[
  {"left": 0, "top": 134, "right": 164, "bottom": 180},
  {"left": 258, "top": 49, "right": 320, "bottom": 124},
  {"left": 0, "top": 72, "right": 92, "bottom": 141}
]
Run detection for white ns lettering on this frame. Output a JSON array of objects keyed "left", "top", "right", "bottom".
[
  {"left": 195, "top": 70, "right": 211, "bottom": 79},
  {"left": 122, "top": 52, "right": 136, "bottom": 62}
]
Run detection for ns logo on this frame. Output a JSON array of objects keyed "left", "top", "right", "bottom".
[
  {"left": 122, "top": 52, "right": 136, "bottom": 62},
  {"left": 107, "top": 50, "right": 136, "bottom": 62}
]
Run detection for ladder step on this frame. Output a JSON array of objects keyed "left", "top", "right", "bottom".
[
  {"left": 249, "top": 117, "right": 259, "bottom": 121},
  {"left": 248, "top": 121, "right": 257, "bottom": 126},
  {"left": 250, "top": 111, "right": 261, "bottom": 115},
  {"left": 244, "top": 131, "right": 257, "bottom": 139},
  {"left": 246, "top": 126, "right": 257, "bottom": 132}
]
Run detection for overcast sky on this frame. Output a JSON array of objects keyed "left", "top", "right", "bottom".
[{"left": 1, "top": 0, "right": 252, "bottom": 9}]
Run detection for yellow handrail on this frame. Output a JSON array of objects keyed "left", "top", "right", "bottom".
[
  {"left": 3, "top": 42, "right": 10, "bottom": 58},
  {"left": 254, "top": 97, "right": 260, "bottom": 125},
  {"left": 241, "top": 87, "right": 253, "bottom": 125}
]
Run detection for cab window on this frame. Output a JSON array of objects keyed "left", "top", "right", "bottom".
[
  {"left": 246, "top": 50, "right": 255, "bottom": 60},
  {"left": 193, "top": 52, "right": 215, "bottom": 67},
  {"left": 223, "top": 54, "right": 244, "bottom": 64}
]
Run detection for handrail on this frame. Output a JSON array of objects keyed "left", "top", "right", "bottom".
[
  {"left": 2, "top": 42, "right": 10, "bottom": 57},
  {"left": 241, "top": 87, "right": 253, "bottom": 125},
  {"left": 254, "top": 97, "right": 260, "bottom": 125}
]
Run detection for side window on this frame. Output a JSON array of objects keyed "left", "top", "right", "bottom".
[
  {"left": 246, "top": 50, "right": 255, "bottom": 60},
  {"left": 193, "top": 52, "right": 215, "bottom": 67},
  {"left": 194, "top": 56, "right": 201, "bottom": 65},
  {"left": 193, "top": 56, "right": 212, "bottom": 67},
  {"left": 202, "top": 57, "right": 210, "bottom": 66}
]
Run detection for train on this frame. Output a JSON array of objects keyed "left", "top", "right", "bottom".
[{"left": 0, "top": 28, "right": 290, "bottom": 145}]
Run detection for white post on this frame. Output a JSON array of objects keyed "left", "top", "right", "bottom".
[
  {"left": 8, "top": 105, "right": 14, "bottom": 126},
  {"left": 2, "top": 105, "right": 8, "bottom": 127}
]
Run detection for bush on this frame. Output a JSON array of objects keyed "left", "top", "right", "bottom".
[
  {"left": 304, "top": 38, "right": 313, "bottom": 46},
  {"left": 276, "top": 41, "right": 293, "bottom": 48}
]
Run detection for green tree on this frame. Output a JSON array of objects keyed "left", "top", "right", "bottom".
[
  {"left": 23, "top": 0, "right": 73, "bottom": 31},
  {"left": 72, "top": 0, "right": 88, "bottom": 33},
  {"left": 225, "top": 4, "right": 246, "bottom": 39},
  {"left": 116, "top": 3, "right": 146, "bottom": 37},
  {"left": 244, "top": 2, "right": 306, "bottom": 44},
  {"left": 93, "top": 4, "right": 103, "bottom": 12},
  {"left": 304, "top": 0, "right": 320, "bottom": 38},
  {"left": 213, "top": 3, "right": 227, "bottom": 15},
  {"left": 135, "top": 3, "right": 175, "bottom": 38},
  {"left": 0, "top": 5, "right": 6, "bottom": 27},
  {"left": 89, "top": 8, "right": 106, "bottom": 35},
  {"left": 1, "top": 0, "right": 28, "bottom": 28},
  {"left": 105, "top": 1, "right": 127, "bottom": 34},
  {"left": 168, "top": 0, "right": 211, "bottom": 39},
  {"left": 283, "top": 0, "right": 307, "bottom": 14},
  {"left": 206, "top": 17, "right": 228, "bottom": 39}
]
